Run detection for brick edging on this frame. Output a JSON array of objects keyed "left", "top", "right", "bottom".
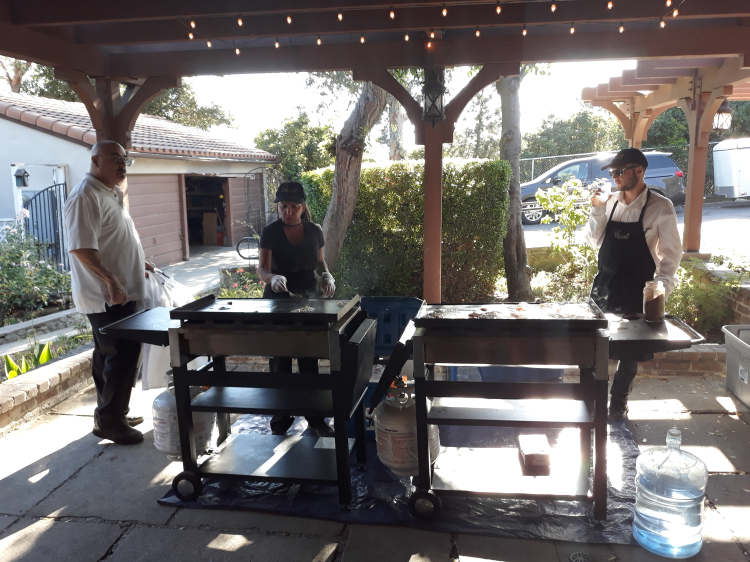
[
  {"left": 639, "top": 343, "right": 726, "bottom": 377},
  {"left": 0, "top": 348, "right": 93, "bottom": 434}
]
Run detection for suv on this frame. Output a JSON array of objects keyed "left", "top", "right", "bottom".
[{"left": 520, "top": 152, "right": 686, "bottom": 225}]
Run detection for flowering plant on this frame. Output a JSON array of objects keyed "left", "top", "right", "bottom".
[{"left": 218, "top": 267, "right": 264, "bottom": 298}]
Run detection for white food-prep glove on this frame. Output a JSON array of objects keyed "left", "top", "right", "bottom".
[
  {"left": 321, "top": 272, "right": 336, "bottom": 298},
  {"left": 270, "top": 275, "right": 288, "bottom": 293}
]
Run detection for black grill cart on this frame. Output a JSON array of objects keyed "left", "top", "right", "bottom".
[{"left": 166, "top": 295, "right": 376, "bottom": 507}]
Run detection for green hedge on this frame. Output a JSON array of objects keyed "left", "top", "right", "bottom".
[{"left": 302, "top": 159, "right": 511, "bottom": 303}]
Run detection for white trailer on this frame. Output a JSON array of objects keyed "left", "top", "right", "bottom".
[{"left": 713, "top": 138, "right": 750, "bottom": 199}]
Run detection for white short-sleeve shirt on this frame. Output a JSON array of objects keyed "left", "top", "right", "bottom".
[{"left": 64, "top": 173, "right": 146, "bottom": 313}]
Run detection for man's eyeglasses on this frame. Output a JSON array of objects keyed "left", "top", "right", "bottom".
[
  {"left": 96, "top": 154, "right": 134, "bottom": 167},
  {"left": 608, "top": 165, "right": 638, "bottom": 177}
]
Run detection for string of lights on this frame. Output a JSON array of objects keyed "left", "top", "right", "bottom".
[{"left": 176, "top": 0, "right": 688, "bottom": 52}]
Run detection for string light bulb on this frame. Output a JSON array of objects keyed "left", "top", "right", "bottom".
[
  {"left": 235, "top": 47, "right": 240, "bottom": 54},
  {"left": 188, "top": 32, "right": 194, "bottom": 40},
  {"left": 190, "top": 20, "right": 196, "bottom": 28},
  {"left": 317, "top": 36, "right": 322, "bottom": 45},
  {"left": 360, "top": 36, "right": 365, "bottom": 43},
  {"left": 275, "top": 39, "right": 279, "bottom": 48},
  {"left": 660, "top": 17, "right": 666, "bottom": 28},
  {"left": 570, "top": 23, "right": 575, "bottom": 34},
  {"left": 442, "top": 5, "right": 447, "bottom": 16},
  {"left": 551, "top": 3, "right": 556, "bottom": 12},
  {"left": 666, "top": 0, "right": 671, "bottom": 6},
  {"left": 672, "top": 8, "right": 678, "bottom": 16},
  {"left": 430, "top": 30, "right": 435, "bottom": 38},
  {"left": 475, "top": 27, "right": 480, "bottom": 37},
  {"left": 390, "top": 8, "right": 395, "bottom": 19},
  {"left": 338, "top": 13, "right": 343, "bottom": 21},
  {"left": 427, "top": 41, "right": 432, "bottom": 48},
  {"left": 522, "top": 25, "right": 527, "bottom": 36},
  {"left": 619, "top": 22, "right": 624, "bottom": 33},
  {"left": 405, "top": 33, "right": 409, "bottom": 41},
  {"left": 287, "top": 15, "right": 292, "bottom": 24},
  {"left": 496, "top": 2, "right": 502, "bottom": 14},
  {"left": 237, "top": 18, "right": 243, "bottom": 26},
  {"left": 207, "top": 40, "right": 212, "bottom": 47},
  {"left": 607, "top": 1, "right": 613, "bottom": 8}
]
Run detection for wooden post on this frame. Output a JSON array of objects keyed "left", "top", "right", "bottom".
[
  {"left": 423, "top": 123, "right": 444, "bottom": 304},
  {"left": 678, "top": 86, "right": 732, "bottom": 256}
]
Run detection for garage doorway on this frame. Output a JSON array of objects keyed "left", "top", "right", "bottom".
[{"left": 184, "top": 176, "right": 228, "bottom": 252}]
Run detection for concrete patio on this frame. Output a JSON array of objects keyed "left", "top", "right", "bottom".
[{"left": 1, "top": 368, "right": 749, "bottom": 561}]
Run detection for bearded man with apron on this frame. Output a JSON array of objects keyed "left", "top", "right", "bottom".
[{"left": 583, "top": 148, "right": 683, "bottom": 421}]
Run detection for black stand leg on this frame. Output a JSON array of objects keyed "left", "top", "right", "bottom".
[
  {"left": 579, "top": 367, "right": 594, "bottom": 477},
  {"left": 593, "top": 379, "right": 608, "bottom": 520},
  {"left": 414, "top": 376, "right": 432, "bottom": 491},
  {"left": 217, "top": 413, "right": 231, "bottom": 446},
  {"left": 333, "top": 409, "right": 352, "bottom": 506},
  {"left": 173, "top": 367, "right": 197, "bottom": 472},
  {"left": 354, "top": 399, "right": 366, "bottom": 464}
]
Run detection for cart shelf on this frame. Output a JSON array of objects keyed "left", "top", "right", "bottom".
[
  {"left": 198, "top": 433, "right": 355, "bottom": 484},
  {"left": 431, "top": 446, "right": 591, "bottom": 499},
  {"left": 428, "top": 397, "right": 594, "bottom": 427},
  {"left": 191, "top": 387, "right": 335, "bottom": 417}
]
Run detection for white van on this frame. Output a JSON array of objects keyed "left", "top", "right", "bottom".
[{"left": 713, "top": 138, "right": 750, "bottom": 199}]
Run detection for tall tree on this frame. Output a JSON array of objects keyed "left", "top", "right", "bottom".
[
  {"left": 377, "top": 95, "right": 408, "bottom": 160},
  {"left": 322, "top": 82, "right": 389, "bottom": 270},
  {"left": 444, "top": 87, "right": 503, "bottom": 159},
  {"left": 522, "top": 109, "right": 627, "bottom": 157},
  {"left": 254, "top": 111, "right": 334, "bottom": 181},
  {"left": 21, "top": 65, "right": 232, "bottom": 131},
  {"left": 495, "top": 65, "right": 548, "bottom": 302},
  {"left": 0, "top": 57, "right": 32, "bottom": 93},
  {"left": 641, "top": 107, "right": 690, "bottom": 148}
]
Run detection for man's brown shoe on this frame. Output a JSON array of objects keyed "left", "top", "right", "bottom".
[{"left": 93, "top": 425, "right": 144, "bottom": 445}]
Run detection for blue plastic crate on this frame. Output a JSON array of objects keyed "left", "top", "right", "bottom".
[{"left": 360, "top": 297, "right": 424, "bottom": 358}]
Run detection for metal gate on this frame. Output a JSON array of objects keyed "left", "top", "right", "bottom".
[{"left": 23, "top": 183, "right": 68, "bottom": 271}]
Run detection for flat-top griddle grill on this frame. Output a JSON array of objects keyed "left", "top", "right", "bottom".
[
  {"left": 170, "top": 295, "right": 358, "bottom": 325},
  {"left": 164, "top": 294, "right": 377, "bottom": 508},
  {"left": 415, "top": 299, "right": 608, "bottom": 331}
]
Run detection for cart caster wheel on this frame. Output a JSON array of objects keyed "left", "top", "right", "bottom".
[
  {"left": 408, "top": 489, "right": 442, "bottom": 520},
  {"left": 172, "top": 471, "right": 203, "bottom": 502}
]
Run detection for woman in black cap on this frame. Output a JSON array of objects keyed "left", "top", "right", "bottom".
[{"left": 256, "top": 181, "right": 336, "bottom": 437}]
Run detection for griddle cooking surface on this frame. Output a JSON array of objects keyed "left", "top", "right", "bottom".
[
  {"left": 415, "top": 301, "right": 608, "bottom": 331},
  {"left": 170, "top": 296, "right": 358, "bottom": 324}
]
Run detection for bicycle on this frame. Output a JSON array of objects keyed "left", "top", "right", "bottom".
[{"left": 236, "top": 236, "right": 260, "bottom": 262}]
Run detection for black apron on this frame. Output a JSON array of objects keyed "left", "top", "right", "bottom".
[{"left": 590, "top": 190, "right": 656, "bottom": 314}]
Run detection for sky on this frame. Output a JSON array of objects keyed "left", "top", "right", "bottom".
[{"left": 189, "top": 59, "right": 638, "bottom": 159}]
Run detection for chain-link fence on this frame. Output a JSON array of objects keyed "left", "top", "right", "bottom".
[{"left": 519, "top": 143, "right": 719, "bottom": 195}]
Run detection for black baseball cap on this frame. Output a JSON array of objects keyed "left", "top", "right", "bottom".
[
  {"left": 274, "top": 181, "right": 306, "bottom": 203},
  {"left": 600, "top": 148, "right": 649, "bottom": 171}
]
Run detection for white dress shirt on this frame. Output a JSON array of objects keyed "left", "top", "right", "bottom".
[
  {"left": 64, "top": 173, "right": 146, "bottom": 314},
  {"left": 583, "top": 188, "right": 682, "bottom": 296}
]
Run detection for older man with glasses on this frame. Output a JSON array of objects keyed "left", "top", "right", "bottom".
[
  {"left": 583, "top": 147, "right": 682, "bottom": 422},
  {"left": 64, "top": 140, "right": 153, "bottom": 444}
]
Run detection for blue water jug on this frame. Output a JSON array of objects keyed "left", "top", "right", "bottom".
[{"left": 633, "top": 427, "right": 708, "bottom": 558}]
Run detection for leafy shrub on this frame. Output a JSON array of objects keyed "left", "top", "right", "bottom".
[
  {"left": 0, "top": 216, "right": 71, "bottom": 326},
  {"left": 303, "top": 159, "right": 511, "bottom": 303}
]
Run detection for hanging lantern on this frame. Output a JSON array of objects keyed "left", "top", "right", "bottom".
[
  {"left": 712, "top": 99, "right": 733, "bottom": 132},
  {"left": 422, "top": 69, "right": 446, "bottom": 129}
]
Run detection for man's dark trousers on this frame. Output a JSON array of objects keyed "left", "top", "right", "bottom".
[
  {"left": 610, "top": 360, "right": 639, "bottom": 405},
  {"left": 86, "top": 302, "right": 141, "bottom": 430}
]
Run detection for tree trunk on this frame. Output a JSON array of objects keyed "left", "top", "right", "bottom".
[
  {"left": 496, "top": 76, "right": 534, "bottom": 302},
  {"left": 0, "top": 59, "right": 31, "bottom": 93},
  {"left": 322, "top": 82, "right": 389, "bottom": 270},
  {"left": 387, "top": 95, "right": 407, "bottom": 160}
]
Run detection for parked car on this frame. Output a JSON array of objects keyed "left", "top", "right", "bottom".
[{"left": 520, "top": 151, "right": 686, "bottom": 225}]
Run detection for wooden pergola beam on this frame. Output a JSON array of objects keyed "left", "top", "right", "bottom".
[
  {"left": 13, "top": 0, "right": 750, "bottom": 27},
  {"left": 0, "top": 19, "right": 103, "bottom": 75},
  {"left": 620, "top": 70, "right": 677, "bottom": 87},
  {"left": 106, "top": 26, "right": 750, "bottom": 79}
]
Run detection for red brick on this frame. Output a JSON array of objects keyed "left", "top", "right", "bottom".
[
  {"left": 639, "top": 361, "right": 658, "bottom": 370},
  {"left": 0, "top": 389, "right": 26, "bottom": 405},
  {"left": 682, "top": 348, "right": 701, "bottom": 361},
  {"left": 693, "top": 361, "right": 726, "bottom": 373},
  {"left": 657, "top": 370, "right": 695, "bottom": 377},
  {"left": 7, "top": 383, "right": 38, "bottom": 399},
  {"left": 0, "top": 395, "right": 12, "bottom": 414},
  {"left": 655, "top": 360, "right": 692, "bottom": 371}
]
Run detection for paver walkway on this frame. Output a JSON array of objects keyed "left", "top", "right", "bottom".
[{"left": 1, "top": 369, "right": 749, "bottom": 561}]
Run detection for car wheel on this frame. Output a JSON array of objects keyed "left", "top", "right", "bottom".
[{"left": 521, "top": 200, "right": 544, "bottom": 225}]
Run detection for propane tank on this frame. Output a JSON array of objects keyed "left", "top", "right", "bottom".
[
  {"left": 374, "top": 378, "right": 440, "bottom": 476},
  {"left": 152, "top": 372, "right": 216, "bottom": 461}
]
